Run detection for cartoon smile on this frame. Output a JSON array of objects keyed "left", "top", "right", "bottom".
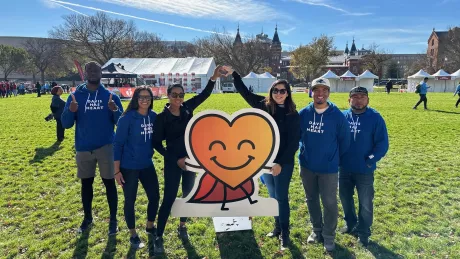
[{"left": 210, "top": 156, "right": 255, "bottom": 170}]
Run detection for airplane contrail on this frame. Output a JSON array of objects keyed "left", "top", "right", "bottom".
[{"left": 54, "top": 2, "right": 89, "bottom": 17}]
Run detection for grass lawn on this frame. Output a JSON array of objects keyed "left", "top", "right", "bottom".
[{"left": 1, "top": 92, "right": 459, "bottom": 259}]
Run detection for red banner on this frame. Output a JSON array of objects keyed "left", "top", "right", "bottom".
[
  {"left": 341, "top": 77, "right": 355, "bottom": 81},
  {"left": 436, "top": 76, "right": 451, "bottom": 80},
  {"left": 70, "top": 86, "right": 168, "bottom": 99},
  {"left": 74, "top": 60, "right": 84, "bottom": 81}
]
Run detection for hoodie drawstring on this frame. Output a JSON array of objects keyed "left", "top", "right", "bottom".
[
  {"left": 84, "top": 90, "right": 99, "bottom": 113},
  {"left": 313, "top": 112, "right": 324, "bottom": 131},
  {"left": 349, "top": 114, "right": 360, "bottom": 141}
]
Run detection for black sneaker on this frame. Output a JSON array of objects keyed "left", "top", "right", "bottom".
[
  {"left": 108, "top": 220, "right": 118, "bottom": 236},
  {"left": 155, "top": 237, "right": 164, "bottom": 254},
  {"left": 358, "top": 236, "right": 369, "bottom": 247},
  {"left": 77, "top": 218, "right": 93, "bottom": 233},
  {"left": 266, "top": 227, "right": 281, "bottom": 238},
  {"left": 145, "top": 226, "right": 156, "bottom": 237},
  {"left": 280, "top": 234, "right": 290, "bottom": 251},
  {"left": 130, "top": 235, "right": 145, "bottom": 249},
  {"left": 177, "top": 225, "right": 189, "bottom": 240}
]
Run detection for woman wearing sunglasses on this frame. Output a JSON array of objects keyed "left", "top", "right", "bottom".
[
  {"left": 222, "top": 66, "right": 300, "bottom": 251},
  {"left": 152, "top": 66, "right": 223, "bottom": 254},
  {"left": 113, "top": 87, "right": 158, "bottom": 249}
]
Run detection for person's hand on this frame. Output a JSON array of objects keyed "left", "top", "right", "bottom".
[
  {"left": 222, "top": 65, "right": 234, "bottom": 76},
  {"left": 177, "top": 157, "right": 187, "bottom": 170},
  {"left": 211, "top": 65, "right": 225, "bottom": 81},
  {"left": 69, "top": 94, "right": 78, "bottom": 112},
  {"left": 271, "top": 164, "right": 282, "bottom": 176},
  {"left": 108, "top": 94, "right": 118, "bottom": 111},
  {"left": 115, "top": 172, "right": 125, "bottom": 187}
]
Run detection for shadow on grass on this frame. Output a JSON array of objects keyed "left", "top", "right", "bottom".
[
  {"left": 72, "top": 226, "right": 92, "bottom": 259},
  {"left": 29, "top": 141, "right": 62, "bottom": 164},
  {"left": 216, "top": 230, "right": 263, "bottom": 259},
  {"left": 181, "top": 237, "right": 200, "bottom": 259},
  {"left": 429, "top": 109, "right": 460, "bottom": 115},
  {"left": 330, "top": 243, "right": 355, "bottom": 259},
  {"left": 367, "top": 241, "right": 404, "bottom": 259},
  {"left": 289, "top": 242, "right": 306, "bottom": 259},
  {"left": 146, "top": 235, "right": 169, "bottom": 259},
  {"left": 101, "top": 235, "right": 117, "bottom": 259}
]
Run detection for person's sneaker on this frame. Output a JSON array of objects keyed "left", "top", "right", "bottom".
[
  {"left": 358, "top": 236, "right": 369, "bottom": 247},
  {"left": 340, "top": 225, "right": 357, "bottom": 235},
  {"left": 280, "top": 234, "right": 290, "bottom": 251},
  {"left": 307, "top": 232, "right": 323, "bottom": 243},
  {"left": 177, "top": 225, "right": 189, "bottom": 240},
  {"left": 155, "top": 237, "right": 164, "bottom": 254},
  {"left": 145, "top": 226, "right": 157, "bottom": 237},
  {"left": 413, "top": 107, "right": 417, "bottom": 110},
  {"left": 324, "top": 240, "right": 336, "bottom": 252},
  {"left": 130, "top": 235, "right": 145, "bottom": 249},
  {"left": 266, "top": 227, "right": 281, "bottom": 238},
  {"left": 108, "top": 220, "right": 118, "bottom": 236},
  {"left": 77, "top": 218, "right": 93, "bottom": 233}
]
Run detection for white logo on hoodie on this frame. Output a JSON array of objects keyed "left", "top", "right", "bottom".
[
  {"left": 84, "top": 91, "right": 104, "bottom": 112},
  {"left": 307, "top": 113, "right": 325, "bottom": 134},
  {"left": 140, "top": 116, "right": 154, "bottom": 142}
]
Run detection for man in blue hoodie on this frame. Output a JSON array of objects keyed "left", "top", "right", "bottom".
[
  {"left": 299, "top": 77, "right": 350, "bottom": 252},
  {"left": 339, "top": 86, "right": 389, "bottom": 247},
  {"left": 413, "top": 77, "right": 431, "bottom": 110},
  {"left": 61, "top": 61, "right": 123, "bottom": 235},
  {"left": 454, "top": 82, "right": 460, "bottom": 108}
]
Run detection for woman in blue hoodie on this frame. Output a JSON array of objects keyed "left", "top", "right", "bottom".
[
  {"left": 223, "top": 65, "right": 300, "bottom": 251},
  {"left": 113, "top": 86, "right": 158, "bottom": 249}
]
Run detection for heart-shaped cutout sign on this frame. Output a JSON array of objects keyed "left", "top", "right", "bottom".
[{"left": 186, "top": 109, "right": 280, "bottom": 189}]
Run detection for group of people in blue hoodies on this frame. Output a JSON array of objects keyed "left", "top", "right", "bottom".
[{"left": 62, "top": 61, "right": 389, "bottom": 255}]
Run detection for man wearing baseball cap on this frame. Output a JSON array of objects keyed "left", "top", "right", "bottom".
[
  {"left": 298, "top": 77, "right": 350, "bottom": 252},
  {"left": 339, "top": 86, "right": 389, "bottom": 247}
]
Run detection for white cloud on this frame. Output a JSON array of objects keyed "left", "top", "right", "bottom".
[
  {"left": 279, "top": 27, "right": 296, "bottom": 35},
  {"left": 333, "top": 28, "right": 427, "bottom": 37},
  {"left": 289, "top": 0, "right": 372, "bottom": 16},
  {"left": 94, "top": 0, "right": 282, "bottom": 23}
]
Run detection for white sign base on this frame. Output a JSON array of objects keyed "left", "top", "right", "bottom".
[{"left": 213, "top": 217, "right": 252, "bottom": 233}]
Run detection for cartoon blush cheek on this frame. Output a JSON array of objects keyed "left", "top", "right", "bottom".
[{"left": 189, "top": 113, "right": 276, "bottom": 189}]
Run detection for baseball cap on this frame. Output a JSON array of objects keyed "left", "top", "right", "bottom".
[
  {"left": 349, "top": 86, "right": 368, "bottom": 97},
  {"left": 311, "top": 78, "right": 330, "bottom": 90}
]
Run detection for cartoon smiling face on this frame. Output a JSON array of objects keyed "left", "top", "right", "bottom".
[{"left": 188, "top": 111, "right": 277, "bottom": 189}]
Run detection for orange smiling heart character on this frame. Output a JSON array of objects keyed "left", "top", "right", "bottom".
[{"left": 184, "top": 109, "right": 279, "bottom": 210}]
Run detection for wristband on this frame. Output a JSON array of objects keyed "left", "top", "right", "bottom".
[{"left": 115, "top": 171, "right": 121, "bottom": 175}]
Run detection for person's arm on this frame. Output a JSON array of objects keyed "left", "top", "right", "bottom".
[
  {"left": 113, "top": 115, "right": 130, "bottom": 173},
  {"left": 184, "top": 79, "right": 215, "bottom": 111},
  {"left": 61, "top": 95, "right": 76, "bottom": 129},
  {"left": 111, "top": 94, "right": 123, "bottom": 125},
  {"left": 338, "top": 113, "right": 351, "bottom": 157},
  {"left": 276, "top": 113, "right": 301, "bottom": 164},
  {"left": 152, "top": 114, "right": 167, "bottom": 157},
  {"left": 366, "top": 115, "right": 389, "bottom": 166},
  {"left": 231, "top": 71, "right": 266, "bottom": 109}
]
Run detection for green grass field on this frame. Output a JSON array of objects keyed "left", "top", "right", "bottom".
[{"left": 1, "top": 92, "right": 459, "bottom": 259}]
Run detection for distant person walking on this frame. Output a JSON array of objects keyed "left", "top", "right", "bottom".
[
  {"left": 36, "top": 82, "right": 41, "bottom": 97},
  {"left": 50, "top": 85, "right": 66, "bottom": 142},
  {"left": 385, "top": 80, "right": 393, "bottom": 94},
  {"left": 413, "top": 77, "right": 431, "bottom": 110},
  {"left": 454, "top": 82, "right": 460, "bottom": 108}
]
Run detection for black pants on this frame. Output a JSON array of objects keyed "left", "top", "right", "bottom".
[
  {"left": 456, "top": 97, "right": 460, "bottom": 107},
  {"left": 121, "top": 166, "right": 160, "bottom": 230},
  {"left": 156, "top": 157, "right": 195, "bottom": 237},
  {"left": 56, "top": 118, "right": 65, "bottom": 141},
  {"left": 386, "top": 87, "right": 391, "bottom": 94},
  {"left": 81, "top": 177, "right": 118, "bottom": 221},
  {"left": 414, "top": 94, "right": 427, "bottom": 109},
  {"left": 37, "top": 90, "right": 41, "bottom": 97}
]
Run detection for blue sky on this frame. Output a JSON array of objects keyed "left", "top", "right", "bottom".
[{"left": 3, "top": 0, "right": 460, "bottom": 54}]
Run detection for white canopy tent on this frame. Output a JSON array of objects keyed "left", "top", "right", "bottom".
[
  {"left": 432, "top": 69, "right": 456, "bottom": 92},
  {"left": 320, "top": 70, "right": 340, "bottom": 92},
  {"left": 242, "top": 72, "right": 260, "bottom": 92},
  {"left": 451, "top": 69, "right": 460, "bottom": 88},
  {"left": 103, "top": 57, "right": 221, "bottom": 93},
  {"left": 338, "top": 70, "right": 358, "bottom": 92},
  {"left": 407, "top": 69, "right": 434, "bottom": 93},
  {"left": 358, "top": 70, "right": 378, "bottom": 93},
  {"left": 257, "top": 72, "right": 276, "bottom": 93}
]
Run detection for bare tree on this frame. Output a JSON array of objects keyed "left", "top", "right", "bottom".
[
  {"left": 405, "top": 54, "right": 432, "bottom": 76},
  {"left": 444, "top": 27, "right": 460, "bottom": 72},
  {"left": 360, "top": 43, "right": 392, "bottom": 78},
  {"left": 290, "top": 35, "right": 335, "bottom": 81},
  {"left": 23, "top": 38, "right": 60, "bottom": 84},
  {"left": 0, "top": 45, "right": 29, "bottom": 80},
  {"left": 194, "top": 30, "right": 272, "bottom": 75},
  {"left": 50, "top": 12, "right": 165, "bottom": 64}
]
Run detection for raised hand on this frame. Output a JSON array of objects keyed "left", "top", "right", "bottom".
[
  {"left": 108, "top": 94, "right": 118, "bottom": 111},
  {"left": 221, "top": 65, "right": 234, "bottom": 76},
  {"left": 211, "top": 65, "right": 225, "bottom": 81},
  {"left": 69, "top": 94, "right": 78, "bottom": 112}
]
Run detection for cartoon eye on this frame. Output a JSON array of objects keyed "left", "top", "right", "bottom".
[
  {"left": 238, "top": 139, "right": 255, "bottom": 150},
  {"left": 209, "top": 140, "right": 226, "bottom": 151}
]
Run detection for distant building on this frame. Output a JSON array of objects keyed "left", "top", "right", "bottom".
[{"left": 426, "top": 28, "right": 455, "bottom": 72}]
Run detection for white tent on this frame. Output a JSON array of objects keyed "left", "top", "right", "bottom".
[
  {"left": 257, "top": 72, "right": 276, "bottom": 93},
  {"left": 358, "top": 70, "right": 378, "bottom": 93},
  {"left": 407, "top": 69, "right": 434, "bottom": 93},
  {"left": 242, "top": 72, "right": 260, "bottom": 92},
  {"left": 432, "top": 69, "right": 456, "bottom": 92},
  {"left": 338, "top": 70, "right": 358, "bottom": 92},
  {"left": 258, "top": 72, "right": 275, "bottom": 78},
  {"left": 451, "top": 69, "right": 460, "bottom": 89},
  {"left": 103, "top": 57, "right": 221, "bottom": 93},
  {"left": 320, "top": 70, "right": 340, "bottom": 92}
]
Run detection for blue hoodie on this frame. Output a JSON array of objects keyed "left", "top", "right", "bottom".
[
  {"left": 340, "top": 108, "right": 389, "bottom": 174},
  {"left": 419, "top": 81, "right": 431, "bottom": 94},
  {"left": 61, "top": 83, "right": 123, "bottom": 152},
  {"left": 113, "top": 110, "right": 157, "bottom": 170},
  {"left": 454, "top": 84, "right": 460, "bottom": 96},
  {"left": 298, "top": 102, "right": 350, "bottom": 174}
]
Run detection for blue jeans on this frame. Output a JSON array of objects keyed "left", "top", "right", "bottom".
[
  {"left": 339, "top": 172, "right": 374, "bottom": 238},
  {"left": 262, "top": 163, "right": 294, "bottom": 233}
]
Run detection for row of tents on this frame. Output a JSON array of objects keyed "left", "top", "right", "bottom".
[
  {"left": 315, "top": 70, "right": 378, "bottom": 93},
  {"left": 407, "top": 69, "right": 460, "bottom": 93}
]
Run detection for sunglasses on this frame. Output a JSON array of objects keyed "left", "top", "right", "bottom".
[
  {"left": 170, "top": 93, "right": 185, "bottom": 99},
  {"left": 272, "top": 88, "right": 287, "bottom": 95},
  {"left": 138, "top": 96, "right": 152, "bottom": 101}
]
